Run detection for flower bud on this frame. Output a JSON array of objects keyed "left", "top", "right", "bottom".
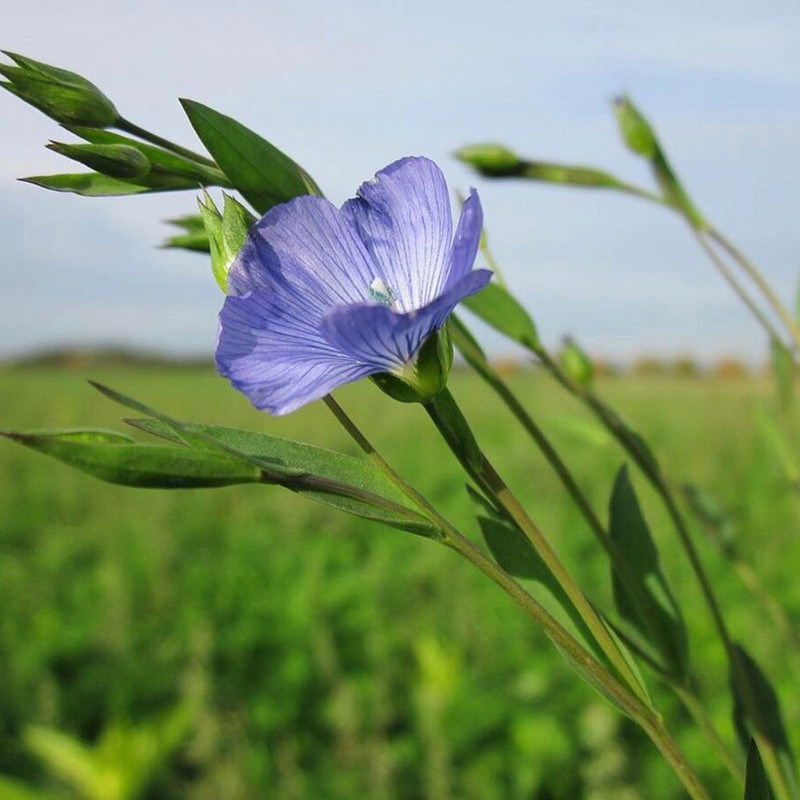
[
  {"left": 559, "top": 336, "right": 594, "bottom": 388},
  {"left": 198, "top": 191, "right": 256, "bottom": 292},
  {"left": 47, "top": 141, "right": 150, "bottom": 179},
  {"left": 372, "top": 325, "right": 454, "bottom": 404},
  {"left": 454, "top": 144, "right": 524, "bottom": 177},
  {"left": 0, "top": 51, "right": 118, "bottom": 128},
  {"left": 612, "top": 95, "right": 657, "bottom": 158}
]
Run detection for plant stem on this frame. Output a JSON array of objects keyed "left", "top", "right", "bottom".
[
  {"left": 688, "top": 227, "right": 785, "bottom": 347},
  {"left": 533, "top": 347, "right": 799, "bottom": 800},
  {"left": 116, "top": 116, "right": 218, "bottom": 168},
  {"left": 707, "top": 226, "right": 800, "bottom": 354},
  {"left": 424, "top": 388, "right": 651, "bottom": 704},
  {"left": 322, "top": 393, "right": 711, "bottom": 800},
  {"left": 450, "top": 324, "right": 744, "bottom": 784},
  {"left": 445, "top": 531, "right": 711, "bottom": 800}
]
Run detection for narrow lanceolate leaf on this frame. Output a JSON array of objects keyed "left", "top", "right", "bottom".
[
  {"left": 609, "top": 466, "right": 689, "bottom": 680},
  {"left": 84, "top": 382, "right": 438, "bottom": 537},
  {"left": 179, "top": 99, "right": 321, "bottom": 213},
  {"left": 745, "top": 740, "right": 774, "bottom": 800},
  {"left": 1, "top": 429, "right": 262, "bottom": 488},
  {"left": 462, "top": 282, "right": 541, "bottom": 350},
  {"left": 20, "top": 172, "right": 199, "bottom": 196},
  {"left": 731, "top": 645, "right": 799, "bottom": 800}
]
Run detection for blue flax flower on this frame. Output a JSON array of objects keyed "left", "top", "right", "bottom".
[{"left": 215, "top": 156, "right": 492, "bottom": 415}]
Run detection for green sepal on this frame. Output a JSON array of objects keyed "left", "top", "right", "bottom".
[
  {"left": 180, "top": 99, "right": 321, "bottom": 214},
  {"left": 0, "top": 51, "right": 118, "bottom": 127},
  {"left": 197, "top": 191, "right": 255, "bottom": 291},
  {"left": 47, "top": 141, "right": 151, "bottom": 179},
  {"left": 372, "top": 326, "right": 453, "bottom": 404}
]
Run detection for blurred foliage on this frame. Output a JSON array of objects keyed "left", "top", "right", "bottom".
[{"left": 2, "top": 366, "right": 800, "bottom": 799}]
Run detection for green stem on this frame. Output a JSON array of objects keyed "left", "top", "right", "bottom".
[
  {"left": 424, "top": 387, "right": 650, "bottom": 705},
  {"left": 116, "top": 116, "right": 218, "bottom": 168},
  {"left": 322, "top": 394, "right": 711, "bottom": 800},
  {"left": 450, "top": 322, "right": 743, "bottom": 784},
  {"left": 707, "top": 226, "right": 800, "bottom": 354},
  {"left": 674, "top": 685, "right": 745, "bottom": 784},
  {"left": 688, "top": 226, "right": 785, "bottom": 346},
  {"left": 534, "top": 347, "right": 799, "bottom": 800}
]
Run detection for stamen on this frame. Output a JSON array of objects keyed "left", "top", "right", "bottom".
[{"left": 369, "top": 277, "right": 397, "bottom": 307}]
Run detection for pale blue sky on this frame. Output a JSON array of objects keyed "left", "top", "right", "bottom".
[{"left": 3, "top": 0, "right": 800, "bottom": 362}]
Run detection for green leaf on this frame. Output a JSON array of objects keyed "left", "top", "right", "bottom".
[
  {"left": 125, "top": 416, "right": 438, "bottom": 538},
  {"left": 609, "top": 466, "right": 689, "bottom": 680},
  {"left": 179, "top": 99, "right": 321, "bottom": 213},
  {"left": 65, "top": 126, "right": 230, "bottom": 186},
  {"left": 85, "top": 382, "right": 438, "bottom": 537},
  {"left": 732, "top": 644, "right": 799, "bottom": 799},
  {"left": 745, "top": 739, "right": 774, "bottom": 800},
  {"left": 462, "top": 282, "right": 541, "bottom": 351},
  {"left": 20, "top": 172, "right": 198, "bottom": 197},
  {"left": 2, "top": 428, "right": 263, "bottom": 489},
  {"left": 771, "top": 337, "right": 795, "bottom": 412}
]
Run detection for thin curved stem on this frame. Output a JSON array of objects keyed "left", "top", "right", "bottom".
[
  {"left": 688, "top": 227, "right": 786, "bottom": 346},
  {"left": 116, "top": 116, "right": 218, "bottom": 168},
  {"left": 707, "top": 226, "right": 800, "bottom": 353},
  {"left": 424, "top": 388, "right": 651, "bottom": 704},
  {"left": 322, "top": 393, "right": 711, "bottom": 800}
]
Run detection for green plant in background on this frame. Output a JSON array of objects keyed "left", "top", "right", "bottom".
[{"left": 2, "top": 52, "right": 800, "bottom": 799}]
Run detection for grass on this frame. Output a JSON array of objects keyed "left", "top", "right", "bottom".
[{"left": 1, "top": 364, "right": 798, "bottom": 799}]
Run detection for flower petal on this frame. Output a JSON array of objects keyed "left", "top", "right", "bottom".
[
  {"left": 215, "top": 290, "right": 373, "bottom": 415},
  {"left": 320, "top": 269, "right": 493, "bottom": 371},
  {"left": 445, "top": 188, "right": 483, "bottom": 290},
  {"left": 342, "top": 157, "right": 453, "bottom": 311},
  {"left": 227, "top": 195, "right": 378, "bottom": 316}
]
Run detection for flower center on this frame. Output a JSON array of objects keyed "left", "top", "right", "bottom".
[{"left": 369, "top": 277, "right": 397, "bottom": 308}]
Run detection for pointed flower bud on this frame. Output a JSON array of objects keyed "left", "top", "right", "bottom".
[
  {"left": 560, "top": 336, "right": 594, "bottom": 388},
  {"left": 198, "top": 192, "right": 256, "bottom": 292},
  {"left": 0, "top": 51, "right": 118, "bottom": 128},
  {"left": 47, "top": 141, "right": 151, "bottom": 179},
  {"left": 371, "top": 324, "right": 454, "bottom": 404},
  {"left": 454, "top": 143, "right": 524, "bottom": 177},
  {"left": 612, "top": 95, "right": 657, "bottom": 158}
]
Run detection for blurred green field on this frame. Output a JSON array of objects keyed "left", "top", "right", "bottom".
[{"left": 2, "top": 365, "right": 799, "bottom": 800}]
